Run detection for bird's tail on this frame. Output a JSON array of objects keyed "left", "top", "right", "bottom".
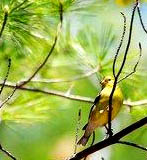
[{"left": 77, "top": 135, "right": 90, "bottom": 146}]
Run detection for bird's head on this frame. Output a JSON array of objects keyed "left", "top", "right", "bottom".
[{"left": 100, "top": 76, "right": 114, "bottom": 88}]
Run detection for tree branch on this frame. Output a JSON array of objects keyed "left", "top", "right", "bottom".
[
  {"left": 108, "top": 1, "right": 138, "bottom": 137},
  {"left": 118, "top": 42, "right": 142, "bottom": 83},
  {"left": 16, "top": 2, "right": 63, "bottom": 88},
  {"left": 113, "top": 12, "right": 126, "bottom": 77},
  {"left": 0, "top": 10, "right": 8, "bottom": 38},
  {"left": 0, "top": 81, "right": 94, "bottom": 103},
  {"left": 117, "top": 140, "right": 147, "bottom": 152},
  {"left": 0, "top": 3, "right": 64, "bottom": 160},
  {"left": 1, "top": 27, "right": 59, "bottom": 107},
  {"left": 59, "top": 0, "right": 63, "bottom": 27},
  {"left": 0, "top": 59, "right": 11, "bottom": 95},
  {"left": 0, "top": 81, "right": 146, "bottom": 107},
  {"left": 123, "top": 99, "right": 147, "bottom": 106},
  {"left": 115, "top": 3, "right": 137, "bottom": 79},
  {"left": 0, "top": 6, "right": 63, "bottom": 108},
  {"left": 137, "top": 2, "right": 147, "bottom": 34},
  {"left": 0, "top": 87, "right": 17, "bottom": 108},
  {"left": 69, "top": 117, "right": 147, "bottom": 160},
  {"left": 0, "top": 144, "right": 16, "bottom": 160},
  {"left": 18, "top": 34, "right": 58, "bottom": 87}
]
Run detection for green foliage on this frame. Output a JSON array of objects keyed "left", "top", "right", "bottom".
[{"left": 0, "top": 0, "right": 146, "bottom": 160}]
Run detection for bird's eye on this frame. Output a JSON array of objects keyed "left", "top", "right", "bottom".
[{"left": 108, "top": 79, "right": 111, "bottom": 81}]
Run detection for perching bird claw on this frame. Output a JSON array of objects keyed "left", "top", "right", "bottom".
[{"left": 105, "top": 125, "right": 113, "bottom": 137}]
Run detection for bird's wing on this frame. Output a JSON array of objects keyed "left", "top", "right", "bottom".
[
  {"left": 82, "top": 95, "right": 101, "bottom": 130},
  {"left": 93, "top": 94, "right": 101, "bottom": 105},
  {"left": 89, "top": 94, "right": 101, "bottom": 118},
  {"left": 96, "top": 88, "right": 110, "bottom": 112}
]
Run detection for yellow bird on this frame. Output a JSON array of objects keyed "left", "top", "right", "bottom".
[{"left": 78, "top": 76, "right": 123, "bottom": 146}]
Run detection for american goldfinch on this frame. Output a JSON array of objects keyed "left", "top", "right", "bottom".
[{"left": 78, "top": 76, "right": 123, "bottom": 146}]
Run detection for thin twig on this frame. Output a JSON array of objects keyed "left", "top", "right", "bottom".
[
  {"left": 1, "top": 83, "right": 94, "bottom": 103},
  {"left": 113, "top": 12, "right": 126, "bottom": 77},
  {"left": 123, "top": 99, "right": 147, "bottom": 106},
  {"left": 108, "top": 1, "right": 138, "bottom": 137},
  {"left": 0, "top": 81, "right": 146, "bottom": 107},
  {"left": 18, "top": 34, "right": 58, "bottom": 87},
  {"left": 0, "top": 30, "right": 58, "bottom": 107},
  {"left": 0, "top": 9, "right": 63, "bottom": 108},
  {"left": 17, "top": 10, "right": 62, "bottom": 88},
  {"left": 69, "top": 117, "right": 147, "bottom": 160},
  {"left": 0, "top": 12, "right": 8, "bottom": 38},
  {"left": 137, "top": 2, "right": 147, "bottom": 34},
  {"left": 59, "top": 0, "right": 63, "bottom": 27},
  {"left": 0, "top": 59, "right": 11, "bottom": 95},
  {"left": 116, "top": 2, "right": 138, "bottom": 78},
  {"left": 117, "top": 141, "right": 147, "bottom": 152},
  {"left": 0, "top": 87, "right": 17, "bottom": 108},
  {"left": 0, "top": 144, "right": 16, "bottom": 160},
  {"left": 118, "top": 42, "right": 142, "bottom": 83},
  {"left": 0, "top": 59, "right": 17, "bottom": 109}
]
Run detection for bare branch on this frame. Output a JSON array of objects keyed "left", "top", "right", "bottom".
[
  {"left": 18, "top": 34, "right": 58, "bottom": 87},
  {"left": 118, "top": 42, "right": 142, "bottom": 83},
  {"left": 0, "top": 81, "right": 146, "bottom": 107},
  {"left": 108, "top": 1, "right": 138, "bottom": 137},
  {"left": 116, "top": 2, "right": 138, "bottom": 79},
  {"left": 0, "top": 59, "right": 16, "bottom": 109},
  {"left": 0, "top": 6, "right": 63, "bottom": 108},
  {"left": 0, "top": 2, "right": 63, "bottom": 160},
  {"left": 0, "top": 59, "right": 11, "bottom": 95},
  {"left": 0, "top": 11, "right": 8, "bottom": 38},
  {"left": 0, "top": 87, "right": 17, "bottom": 108},
  {"left": 69, "top": 117, "right": 147, "bottom": 160},
  {"left": 113, "top": 12, "right": 126, "bottom": 77},
  {"left": 117, "top": 141, "right": 147, "bottom": 152},
  {"left": 0, "top": 144, "right": 16, "bottom": 160},
  {"left": 137, "top": 3, "right": 147, "bottom": 34},
  {"left": 16, "top": 5, "right": 63, "bottom": 88},
  {"left": 1, "top": 82, "right": 94, "bottom": 103},
  {"left": 1, "top": 28, "right": 59, "bottom": 107},
  {"left": 124, "top": 99, "right": 147, "bottom": 106},
  {"left": 59, "top": 0, "right": 63, "bottom": 27}
]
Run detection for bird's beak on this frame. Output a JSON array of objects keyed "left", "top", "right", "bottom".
[{"left": 100, "top": 79, "right": 107, "bottom": 86}]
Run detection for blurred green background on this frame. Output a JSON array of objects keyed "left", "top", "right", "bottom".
[{"left": 0, "top": 0, "right": 146, "bottom": 160}]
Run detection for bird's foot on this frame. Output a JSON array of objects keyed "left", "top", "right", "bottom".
[
  {"left": 107, "top": 128, "right": 113, "bottom": 137},
  {"left": 104, "top": 125, "right": 113, "bottom": 137}
]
